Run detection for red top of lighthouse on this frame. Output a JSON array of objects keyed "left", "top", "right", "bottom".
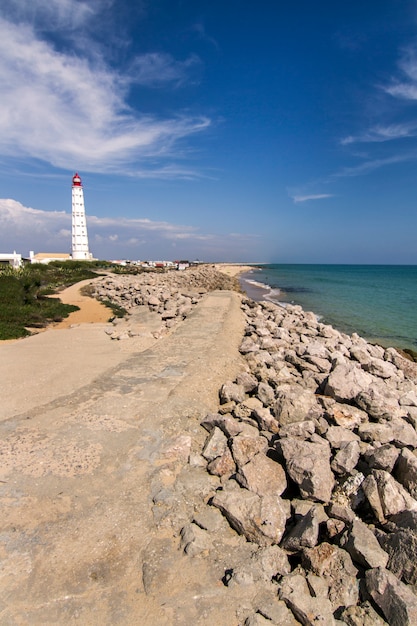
[{"left": 72, "top": 173, "right": 82, "bottom": 187}]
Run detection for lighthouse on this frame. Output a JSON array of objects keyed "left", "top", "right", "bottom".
[{"left": 71, "top": 172, "right": 92, "bottom": 260}]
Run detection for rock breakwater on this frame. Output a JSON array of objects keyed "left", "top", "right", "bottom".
[
  {"left": 92, "top": 267, "right": 417, "bottom": 625},
  {"left": 200, "top": 297, "right": 417, "bottom": 625},
  {"left": 91, "top": 265, "right": 240, "bottom": 338}
]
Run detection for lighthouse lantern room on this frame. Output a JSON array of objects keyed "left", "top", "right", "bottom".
[{"left": 71, "top": 172, "right": 92, "bottom": 260}]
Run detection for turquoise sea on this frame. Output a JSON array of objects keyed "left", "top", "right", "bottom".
[{"left": 240, "top": 265, "right": 417, "bottom": 352}]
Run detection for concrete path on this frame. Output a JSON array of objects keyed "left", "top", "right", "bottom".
[{"left": 0, "top": 291, "right": 248, "bottom": 625}]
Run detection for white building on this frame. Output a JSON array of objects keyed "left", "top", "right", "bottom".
[
  {"left": 0, "top": 251, "right": 22, "bottom": 268},
  {"left": 71, "top": 172, "right": 92, "bottom": 260}
]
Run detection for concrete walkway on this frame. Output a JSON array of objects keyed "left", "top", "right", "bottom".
[{"left": 0, "top": 291, "right": 247, "bottom": 625}]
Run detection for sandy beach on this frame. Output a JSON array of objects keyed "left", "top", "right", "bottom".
[{"left": 214, "top": 263, "right": 255, "bottom": 277}]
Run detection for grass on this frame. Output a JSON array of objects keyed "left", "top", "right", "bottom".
[{"left": 0, "top": 261, "right": 111, "bottom": 340}]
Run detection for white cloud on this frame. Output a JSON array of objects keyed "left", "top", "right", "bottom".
[
  {"left": 292, "top": 194, "right": 334, "bottom": 203},
  {"left": 0, "top": 4, "right": 210, "bottom": 176},
  {"left": 0, "top": 198, "right": 257, "bottom": 261}
]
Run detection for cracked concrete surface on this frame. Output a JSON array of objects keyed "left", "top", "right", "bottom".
[{"left": 0, "top": 290, "right": 250, "bottom": 625}]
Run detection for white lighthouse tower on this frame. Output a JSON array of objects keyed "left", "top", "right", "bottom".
[{"left": 71, "top": 172, "right": 92, "bottom": 260}]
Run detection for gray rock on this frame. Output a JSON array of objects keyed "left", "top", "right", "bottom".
[
  {"left": 257, "top": 381, "right": 276, "bottom": 407},
  {"left": 302, "top": 543, "right": 359, "bottom": 612},
  {"left": 230, "top": 434, "right": 268, "bottom": 468},
  {"left": 361, "top": 473, "right": 386, "bottom": 523},
  {"left": 364, "top": 444, "right": 400, "bottom": 472},
  {"left": 192, "top": 508, "right": 223, "bottom": 533},
  {"left": 220, "top": 381, "right": 246, "bottom": 404},
  {"left": 378, "top": 528, "right": 417, "bottom": 585},
  {"left": 252, "top": 406, "right": 280, "bottom": 434},
  {"left": 356, "top": 384, "right": 401, "bottom": 420},
  {"left": 202, "top": 426, "right": 228, "bottom": 461},
  {"left": 282, "top": 506, "right": 320, "bottom": 552},
  {"left": 278, "top": 570, "right": 336, "bottom": 625},
  {"left": 302, "top": 340, "right": 330, "bottom": 360},
  {"left": 292, "top": 499, "right": 327, "bottom": 523},
  {"left": 180, "top": 523, "right": 212, "bottom": 556},
  {"left": 395, "top": 447, "right": 417, "bottom": 498},
  {"left": 366, "top": 566, "right": 417, "bottom": 626},
  {"left": 280, "top": 437, "right": 334, "bottom": 503},
  {"left": 279, "top": 420, "right": 316, "bottom": 439},
  {"left": 240, "top": 337, "right": 260, "bottom": 354},
  {"left": 236, "top": 452, "right": 287, "bottom": 497},
  {"left": 340, "top": 601, "right": 388, "bottom": 626},
  {"left": 349, "top": 345, "right": 372, "bottom": 367},
  {"left": 357, "top": 422, "right": 395, "bottom": 445},
  {"left": 340, "top": 518, "right": 389, "bottom": 569},
  {"left": 391, "top": 416, "right": 417, "bottom": 447},
  {"left": 255, "top": 599, "right": 300, "bottom": 626},
  {"left": 389, "top": 509, "right": 417, "bottom": 532},
  {"left": 324, "top": 363, "right": 373, "bottom": 402},
  {"left": 230, "top": 544, "right": 291, "bottom": 586},
  {"left": 201, "top": 412, "right": 243, "bottom": 438},
  {"left": 274, "top": 384, "right": 320, "bottom": 425},
  {"left": 236, "top": 371, "right": 258, "bottom": 393},
  {"left": 330, "top": 403, "right": 368, "bottom": 429},
  {"left": 331, "top": 440, "right": 360, "bottom": 475},
  {"left": 207, "top": 447, "right": 236, "bottom": 477},
  {"left": 400, "top": 389, "right": 417, "bottom": 406},
  {"left": 362, "top": 470, "right": 417, "bottom": 520},
  {"left": 212, "top": 485, "right": 288, "bottom": 546},
  {"left": 325, "top": 426, "right": 360, "bottom": 449},
  {"left": 364, "top": 357, "right": 399, "bottom": 379},
  {"left": 327, "top": 502, "right": 356, "bottom": 525}
]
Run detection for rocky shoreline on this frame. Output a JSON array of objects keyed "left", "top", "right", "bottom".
[{"left": 92, "top": 266, "right": 417, "bottom": 625}]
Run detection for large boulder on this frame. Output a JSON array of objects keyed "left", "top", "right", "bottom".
[
  {"left": 366, "top": 566, "right": 417, "bottom": 626},
  {"left": 278, "top": 570, "right": 336, "bottom": 626},
  {"left": 378, "top": 528, "right": 417, "bottom": 585},
  {"left": 212, "top": 484, "right": 288, "bottom": 546},
  {"left": 362, "top": 470, "right": 417, "bottom": 522},
  {"left": 396, "top": 448, "right": 417, "bottom": 498},
  {"left": 280, "top": 437, "right": 334, "bottom": 503},
  {"left": 340, "top": 519, "right": 389, "bottom": 569},
  {"left": 273, "top": 384, "right": 320, "bottom": 425},
  {"left": 236, "top": 452, "right": 287, "bottom": 497},
  {"left": 324, "top": 363, "right": 373, "bottom": 402},
  {"left": 302, "top": 542, "right": 359, "bottom": 612}
]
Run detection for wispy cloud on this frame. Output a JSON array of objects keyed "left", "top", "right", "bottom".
[
  {"left": 129, "top": 53, "right": 201, "bottom": 87},
  {"left": 333, "top": 153, "right": 414, "bottom": 178},
  {"left": 341, "top": 123, "right": 417, "bottom": 145},
  {"left": 291, "top": 194, "right": 334, "bottom": 204},
  {"left": 0, "top": 1, "right": 210, "bottom": 177},
  {"left": 384, "top": 46, "right": 417, "bottom": 101}
]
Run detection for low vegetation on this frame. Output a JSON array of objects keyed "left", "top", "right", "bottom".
[{"left": 0, "top": 261, "right": 110, "bottom": 340}]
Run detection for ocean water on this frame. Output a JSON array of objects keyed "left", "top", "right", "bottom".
[{"left": 240, "top": 264, "right": 417, "bottom": 352}]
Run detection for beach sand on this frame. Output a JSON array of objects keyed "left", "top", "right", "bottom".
[{"left": 214, "top": 262, "right": 255, "bottom": 277}]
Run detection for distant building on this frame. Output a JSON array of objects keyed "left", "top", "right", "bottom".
[
  {"left": 29, "top": 251, "right": 71, "bottom": 264},
  {"left": 0, "top": 251, "right": 22, "bottom": 268},
  {"left": 71, "top": 172, "right": 92, "bottom": 260}
]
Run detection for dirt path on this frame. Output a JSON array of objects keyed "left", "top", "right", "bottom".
[
  {"left": 0, "top": 279, "right": 163, "bottom": 421},
  {"left": 53, "top": 278, "right": 113, "bottom": 327},
  {"left": 0, "top": 290, "right": 248, "bottom": 625}
]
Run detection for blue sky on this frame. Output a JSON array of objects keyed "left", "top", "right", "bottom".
[{"left": 1, "top": 0, "right": 417, "bottom": 263}]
